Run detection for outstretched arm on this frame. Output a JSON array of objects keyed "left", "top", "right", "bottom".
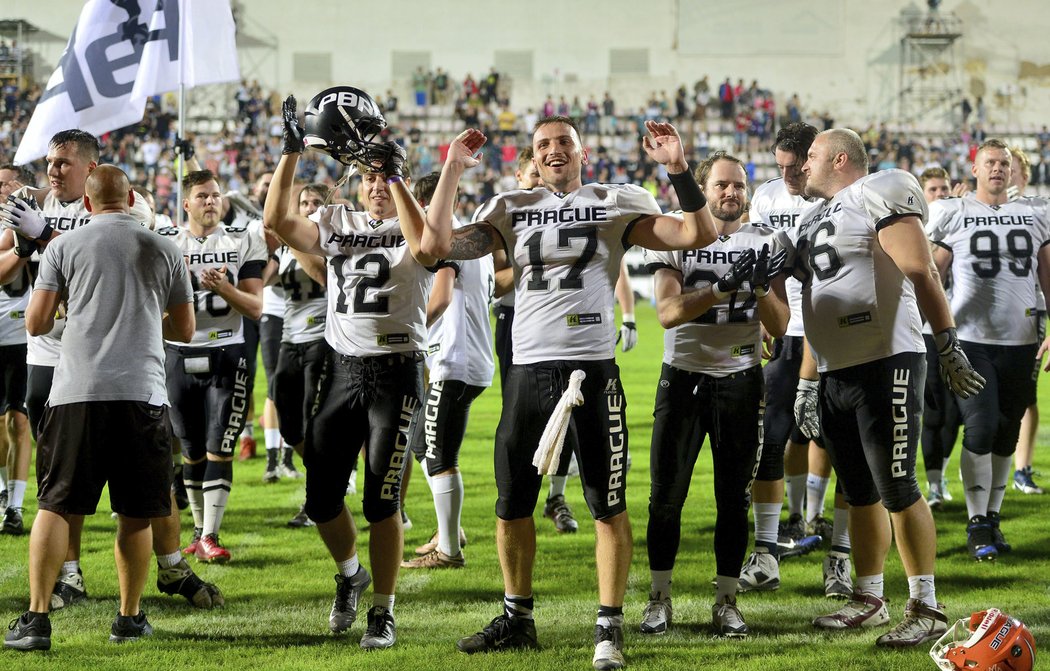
[
  {"left": 628, "top": 120, "right": 717, "bottom": 251},
  {"left": 422, "top": 129, "right": 492, "bottom": 258},
  {"left": 263, "top": 96, "right": 322, "bottom": 255}
]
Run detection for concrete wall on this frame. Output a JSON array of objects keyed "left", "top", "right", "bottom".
[{"left": 5, "top": 0, "right": 1049, "bottom": 128}]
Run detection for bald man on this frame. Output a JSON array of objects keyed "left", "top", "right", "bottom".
[{"left": 5, "top": 166, "right": 195, "bottom": 651}]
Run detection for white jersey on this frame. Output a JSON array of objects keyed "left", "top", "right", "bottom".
[
  {"left": 13, "top": 186, "right": 151, "bottom": 366},
  {"left": 927, "top": 195, "right": 1050, "bottom": 345},
  {"left": 275, "top": 247, "right": 328, "bottom": 344},
  {"left": 157, "top": 221, "right": 268, "bottom": 347},
  {"left": 315, "top": 206, "right": 432, "bottom": 357},
  {"left": 794, "top": 170, "right": 927, "bottom": 372},
  {"left": 748, "top": 178, "right": 821, "bottom": 337},
  {"left": 426, "top": 217, "right": 496, "bottom": 387},
  {"left": 474, "top": 183, "right": 661, "bottom": 364},
  {"left": 247, "top": 219, "right": 286, "bottom": 317},
  {"left": 0, "top": 238, "right": 30, "bottom": 347},
  {"left": 645, "top": 222, "right": 790, "bottom": 375}
]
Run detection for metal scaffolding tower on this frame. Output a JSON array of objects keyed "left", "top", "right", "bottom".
[{"left": 897, "top": 1, "right": 964, "bottom": 126}]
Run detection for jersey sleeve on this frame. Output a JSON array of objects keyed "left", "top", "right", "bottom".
[
  {"left": 643, "top": 247, "right": 679, "bottom": 274},
  {"left": 238, "top": 226, "right": 269, "bottom": 280},
  {"left": 314, "top": 205, "right": 345, "bottom": 258},
  {"left": 924, "top": 198, "right": 957, "bottom": 248},
  {"left": 747, "top": 182, "right": 773, "bottom": 224},
  {"left": 166, "top": 242, "right": 194, "bottom": 307},
  {"left": 35, "top": 237, "right": 66, "bottom": 293},
  {"left": 616, "top": 184, "right": 663, "bottom": 218},
  {"left": 861, "top": 170, "right": 928, "bottom": 231},
  {"left": 471, "top": 192, "right": 510, "bottom": 251},
  {"left": 130, "top": 192, "right": 155, "bottom": 229}
]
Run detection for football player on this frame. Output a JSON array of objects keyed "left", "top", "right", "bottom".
[
  {"left": 640, "top": 151, "right": 790, "bottom": 637},
  {"left": 265, "top": 89, "right": 436, "bottom": 650},
  {"left": 926, "top": 140, "right": 1050, "bottom": 560},
  {"left": 0, "top": 231, "right": 31, "bottom": 536},
  {"left": 741, "top": 122, "right": 852, "bottom": 600},
  {"left": 419, "top": 117, "right": 718, "bottom": 670},
  {"left": 0, "top": 130, "right": 222, "bottom": 611},
  {"left": 402, "top": 172, "right": 494, "bottom": 569},
  {"left": 1008, "top": 146, "right": 1045, "bottom": 496},
  {"left": 271, "top": 182, "right": 331, "bottom": 527},
  {"left": 917, "top": 166, "right": 962, "bottom": 509},
  {"left": 793, "top": 129, "right": 982, "bottom": 647},
  {"left": 159, "top": 169, "right": 266, "bottom": 563}
]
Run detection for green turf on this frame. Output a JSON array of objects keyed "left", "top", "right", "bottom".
[{"left": 1, "top": 302, "right": 1048, "bottom": 669}]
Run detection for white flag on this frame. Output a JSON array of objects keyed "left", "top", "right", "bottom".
[{"left": 15, "top": 0, "right": 240, "bottom": 165}]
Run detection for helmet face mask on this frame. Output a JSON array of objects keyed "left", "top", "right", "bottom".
[
  {"left": 930, "top": 609, "right": 1036, "bottom": 671},
  {"left": 304, "top": 86, "right": 389, "bottom": 167}
]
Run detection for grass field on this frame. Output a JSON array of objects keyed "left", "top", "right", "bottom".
[{"left": 1, "top": 301, "right": 1048, "bottom": 670}]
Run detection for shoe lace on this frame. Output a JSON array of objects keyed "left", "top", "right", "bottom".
[
  {"left": 831, "top": 558, "right": 850, "bottom": 583},
  {"left": 481, "top": 615, "right": 512, "bottom": 643},
  {"left": 642, "top": 600, "right": 666, "bottom": 621},
  {"left": 334, "top": 576, "right": 352, "bottom": 610},
  {"left": 365, "top": 608, "right": 390, "bottom": 636}
]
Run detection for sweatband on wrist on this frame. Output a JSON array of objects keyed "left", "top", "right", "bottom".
[
  {"left": 667, "top": 169, "right": 706, "bottom": 212},
  {"left": 753, "top": 285, "right": 769, "bottom": 298},
  {"left": 386, "top": 175, "right": 404, "bottom": 185},
  {"left": 622, "top": 313, "right": 634, "bottom": 324},
  {"left": 711, "top": 284, "right": 732, "bottom": 301}
]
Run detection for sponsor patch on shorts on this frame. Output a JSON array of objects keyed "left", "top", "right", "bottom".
[
  {"left": 566, "top": 313, "right": 602, "bottom": 327},
  {"left": 731, "top": 344, "right": 755, "bottom": 357},
  {"left": 837, "top": 312, "right": 872, "bottom": 328},
  {"left": 208, "top": 329, "right": 234, "bottom": 340}
]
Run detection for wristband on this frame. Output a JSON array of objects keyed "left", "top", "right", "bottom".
[
  {"left": 667, "top": 169, "right": 707, "bottom": 212},
  {"left": 386, "top": 175, "right": 404, "bottom": 185},
  {"left": 711, "top": 284, "right": 732, "bottom": 301},
  {"left": 622, "top": 312, "right": 634, "bottom": 324},
  {"left": 753, "top": 285, "right": 769, "bottom": 298}
]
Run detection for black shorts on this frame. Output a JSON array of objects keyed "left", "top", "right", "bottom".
[
  {"left": 0, "top": 343, "right": 28, "bottom": 415},
  {"left": 819, "top": 352, "right": 925, "bottom": 513},
  {"left": 242, "top": 316, "right": 260, "bottom": 384},
  {"left": 26, "top": 364, "right": 55, "bottom": 439},
  {"left": 956, "top": 341, "right": 1037, "bottom": 457},
  {"left": 757, "top": 335, "right": 808, "bottom": 480},
  {"left": 36, "top": 401, "right": 173, "bottom": 518},
  {"left": 493, "top": 305, "right": 514, "bottom": 384},
  {"left": 650, "top": 363, "right": 762, "bottom": 507},
  {"left": 260, "top": 314, "right": 284, "bottom": 399},
  {"left": 273, "top": 338, "right": 332, "bottom": 446},
  {"left": 409, "top": 378, "right": 487, "bottom": 475},
  {"left": 304, "top": 350, "right": 424, "bottom": 524},
  {"left": 165, "top": 343, "right": 251, "bottom": 460},
  {"left": 495, "top": 359, "right": 627, "bottom": 521}
]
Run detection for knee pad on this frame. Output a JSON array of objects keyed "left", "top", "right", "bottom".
[
  {"left": 755, "top": 442, "right": 785, "bottom": 481},
  {"left": 878, "top": 479, "right": 922, "bottom": 514},
  {"left": 362, "top": 492, "right": 401, "bottom": 524},
  {"left": 647, "top": 501, "right": 684, "bottom": 529}
]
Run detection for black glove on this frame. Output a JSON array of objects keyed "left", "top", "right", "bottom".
[
  {"left": 934, "top": 327, "right": 986, "bottom": 399},
  {"left": 173, "top": 135, "right": 195, "bottom": 160},
  {"left": 751, "top": 243, "right": 787, "bottom": 297},
  {"left": 713, "top": 248, "right": 755, "bottom": 299},
  {"left": 12, "top": 230, "right": 39, "bottom": 258},
  {"left": 378, "top": 140, "right": 407, "bottom": 179},
  {"left": 282, "top": 95, "right": 305, "bottom": 155}
]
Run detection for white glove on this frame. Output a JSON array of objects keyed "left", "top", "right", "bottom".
[
  {"left": 934, "top": 327, "right": 986, "bottom": 399},
  {"left": 0, "top": 196, "right": 51, "bottom": 241},
  {"left": 794, "top": 378, "right": 821, "bottom": 439},
  {"left": 619, "top": 313, "right": 637, "bottom": 352}
]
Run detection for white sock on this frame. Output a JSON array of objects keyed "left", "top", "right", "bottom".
[
  {"left": 8, "top": 479, "right": 27, "bottom": 509},
  {"left": 187, "top": 487, "right": 204, "bottom": 529},
  {"left": 62, "top": 560, "right": 80, "bottom": 575},
  {"left": 157, "top": 551, "right": 182, "bottom": 569},
  {"left": 786, "top": 473, "right": 806, "bottom": 517},
  {"left": 856, "top": 574, "right": 885, "bottom": 598},
  {"left": 373, "top": 593, "right": 395, "bottom": 614},
  {"left": 753, "top": 501, "right": 781, "bottom": 549},
  {"left": 0, "top": 465, "right": 8, "bottom": 489},
  {"left": 548, "top": 475, "right": 567, "bottom": 499},
  {"left": 714, "top": 575, "right": 738, "bottom": 602},
  {"left": 650, "top": 569, "right": 673, "bottom": 600},
  {"left": 926, "top": 469, "right": 943, "bottom": 490},
  {"left": 806, "top": 474, "right": 830, "bottom": 523},
  {"left": 336, "top": 554, "right": 360, "bottom": 578},
  {"left": 265, "top": 428, "right": 281, "bottom": 450},
  {"left": 831, "top": 505, "right": 851, "bottom": 552},
  {"left": 241, "top": 422, "right": 254, "bottom": 438},
  {"left": 431, "top": 472, "right": 463, "bottom": 556},
  {"left": 987, "top": 454, "right": 1013, "bottom": 514},
  {"left": 960, "top": 450, "right": 992, "bottom": 519},
  {"left": 907, "top": 574, "right": 937, "bottom": 608},
  {"left": 202, "top": 487, "right": 230, "bottom": 536}
]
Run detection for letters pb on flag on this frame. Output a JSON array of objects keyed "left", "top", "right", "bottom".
[{"left": 15, "top": 0, "right": 240, "bottom": 165}]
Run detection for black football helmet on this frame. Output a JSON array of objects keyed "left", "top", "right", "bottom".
[{"left": 303, "top": 86, "right": 389, "bottom": 166}]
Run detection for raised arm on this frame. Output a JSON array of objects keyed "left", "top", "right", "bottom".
[
  {"left": 374, "top": 141, "right": 438, "bottom": 267},
  {"left": 422, "top": 129, "right": 493, "bottom": 259},
  {"left": 628, "top": 120, "right": 718, "bottom": 251},
  {"left": 263, "top": 97, "right": 322, "bottom": 255}
]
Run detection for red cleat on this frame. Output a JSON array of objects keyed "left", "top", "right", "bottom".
[
  {"left": 183, "top": 527, "right": 203, "bottom": 556},
  {"left": 194, "top": 533, "right": 231, "bottom": 563},
  {"left": 238, "top": 434, "right": 257, "bottom": 461}
]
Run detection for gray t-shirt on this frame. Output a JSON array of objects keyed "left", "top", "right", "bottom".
[{"left": 35, "top": 212, "right": 194, "bottom": 406}]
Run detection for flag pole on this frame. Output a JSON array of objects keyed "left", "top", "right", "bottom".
[{"left": 175, "top": 0, "right": 187, "bottom": 228}]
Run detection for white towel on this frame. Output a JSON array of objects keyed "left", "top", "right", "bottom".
[{"left": 532, "top": 370, "right": 586, "bottom": 475}]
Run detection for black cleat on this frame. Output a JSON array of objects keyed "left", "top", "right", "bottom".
[
  {"left": 457, "top": 614, "right": 539, "bottom": 653},
  {"left": 109, "top": 611, "right": 153, "bottom": 643},
  {"left": 4, "top": 612, "right": 51, "bottom": 651}
]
